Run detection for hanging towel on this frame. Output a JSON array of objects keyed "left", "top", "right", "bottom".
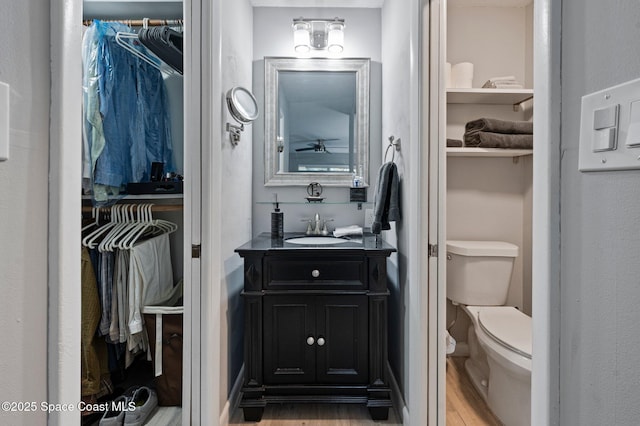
[
  {"left": 372, "top": 162, "right": 400, "bottom": 234},
  {"left": 465, "top": 118, "right": 533, "bottom": 135}
]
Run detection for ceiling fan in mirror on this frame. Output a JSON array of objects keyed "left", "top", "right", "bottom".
[{"left": 293, "top": 138, "right": 340, "bottom": 153}]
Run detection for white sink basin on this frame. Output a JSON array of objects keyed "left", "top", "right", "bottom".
[{"left": 286, "top": 236, "right": 350, "bottom": 245}]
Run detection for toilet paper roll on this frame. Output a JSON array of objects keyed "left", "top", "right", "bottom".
[
  {"left": 445, "top": 62, "right": 452, "bottom": 88},
  {"left": 452, "top": 62, "right": 474, "bottom": 88}
]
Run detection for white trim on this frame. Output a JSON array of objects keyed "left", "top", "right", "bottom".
[
  {"left": 219, "top": 364, "right": 245, "bottom": 425},
  {"left": 531, "top": 0, "right": 561, "bottom": 424},
  {"left": 429, "top": 0, "right": 447, "bottom": 424},
  {"left": 48, "top": 1, "right": 83, "bottom": 424},
  {"left": 183, "top": 0, "right": 201, "bottom": 423},
  {"left": 198, "top": 0, "right": 224, "bottom": 424},
  {"left": 408, "top": 1, "right": 429, "bottom": 426}
]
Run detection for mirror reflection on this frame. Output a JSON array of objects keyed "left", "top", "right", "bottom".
[
  {"left": 279, "top": 71, "right": 355, "bottom": 173},
  {"left": 264, "top": 57, "right": 370, "bottom": 186}
]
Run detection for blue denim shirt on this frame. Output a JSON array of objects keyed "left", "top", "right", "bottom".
[{"left": 92, "top": 21, "right": 173, "bottom": 189}]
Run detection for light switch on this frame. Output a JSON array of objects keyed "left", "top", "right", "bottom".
[
  {"left": 591, "top": 104, "right": 618, "bottom": 152},
  {"left": 0, "top": 81, "right": 8, "bottom": 162},
  {"left": 579, "top": 76, "right": 640, "bottom": 171},
  {"left": 593, "top": 105, "right": 618, "bottom": 130},
  {"left": 625, "top": 100, "right": 640, "bottom": 147},
  {"left": 593, "top": 127, "right": 616, "bottom": 152}
]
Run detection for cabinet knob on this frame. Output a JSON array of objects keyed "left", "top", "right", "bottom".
[
  {"left": 306, "top": 336, "right": 315, "bottom": 346},
  {"left": 317, "top": 337, "right": 325, "bottom": 346},
  {"left": 311, "top": 269, "right": 320, "bottom": 278}
]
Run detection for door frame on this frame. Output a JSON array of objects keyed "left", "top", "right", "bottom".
[
  {"left": 47, "top": 0, "right": 220, "bottom": 424},
  {"left": 425, "top": 0, "right": 561, "bottom": 425}
]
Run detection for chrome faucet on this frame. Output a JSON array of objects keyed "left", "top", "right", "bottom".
[{"left": 304, "top": 213, "right": 333, "bottom": 235}]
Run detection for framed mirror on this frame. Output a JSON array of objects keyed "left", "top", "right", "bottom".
[{"left": 264, "top": 57, "right": 370, "bottom": 186}]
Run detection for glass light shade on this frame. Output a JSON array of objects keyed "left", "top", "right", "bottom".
[
  {"left": 327, "top": 23, "right": 344, "bottom": 53},
  {"left": 293, "top": 23, "right": 310, "bottom": 53}
]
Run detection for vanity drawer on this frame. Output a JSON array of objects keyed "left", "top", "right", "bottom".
[{"left": 265, "top": 256, "right": 366, "bottom": 290}]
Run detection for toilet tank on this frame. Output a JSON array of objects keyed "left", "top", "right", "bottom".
[{"left": 446, "top": 240, "right": 518, "bottom": 306}]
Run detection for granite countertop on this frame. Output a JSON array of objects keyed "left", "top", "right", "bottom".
[{"left": 235, "top": 232, "right": 396, "bottom": 254}]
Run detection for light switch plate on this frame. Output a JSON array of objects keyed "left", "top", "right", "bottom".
[
  {"left": 579, "top": 77, "right": 640, "bottom": 171},
  {"left": 0, "top": 81, "right": 8, "bottom": 162}
]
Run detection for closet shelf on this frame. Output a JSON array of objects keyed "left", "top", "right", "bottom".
[
  {"left": 447, "top": 147, "right": 533, "bottom": 158},
  {"left": 82, "top": 194, "right": 183, "bottom": 201},
  {"left": 82, "top": 204, "right": 182, "bottom": 213},
  {"left": 256, "top": 201, "right": 373, "bottom": 206},
  {"left": 447, "top": 88, "right": 533, "bottom": 109}
]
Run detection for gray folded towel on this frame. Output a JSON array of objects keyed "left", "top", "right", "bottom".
[
  {"left": 447, "top": 138, "right": 463, "bottom": 147},
  {"left": 465, "top": 118, "right": 533, "bottom": 135},
  {"left": 464, "top": 131, "right": 533, "bottom": 149}
]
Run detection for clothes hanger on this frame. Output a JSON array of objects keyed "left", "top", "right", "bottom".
[
  {"left": 115, "top": 31, "right": 176, "bottom": 76},
  {"left": 82, "top": 205, "right": 120, "bottom": 249},
  {"left": 98, "top": 204, "right": 132, "bottom": 252},
  {"left": 82, "top": 207, "right": 100, "bottom": 234},
  {"left": 121, "top": 204, "right": 177, "bottom": 249}
]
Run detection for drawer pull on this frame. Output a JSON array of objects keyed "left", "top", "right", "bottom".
[
  {"left": 306, "top": 336, "right": 315, "bottom": 346},
  {"left": 311, "top": 269, "right": 320, "bottom": 278},
  {"left": 317, "top": 337, "right": 326, "bottom": 346}
]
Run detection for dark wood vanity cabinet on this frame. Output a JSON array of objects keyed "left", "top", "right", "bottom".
[{"left": 235, "top": 234, "right": 396, "bottom": 422}]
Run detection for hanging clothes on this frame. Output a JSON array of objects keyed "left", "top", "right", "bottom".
[
  {"left": 83, "top": 20, "right": 175, "bottom": 203},
  {"left": 81, "top": 246, "right": 113, "bottom": 403}
]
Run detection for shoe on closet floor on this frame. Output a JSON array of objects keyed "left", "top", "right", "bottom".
[
  {"left": 124, "top": 386, "right": 158, "bottom": 426},
  {"left": 99, "top": 395, "right": 129, "bottom": 426}
]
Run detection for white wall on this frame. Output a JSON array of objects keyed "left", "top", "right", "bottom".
[
  {"left": 381, "top": 0, "right": 413, "bottom": 406},
  {"left": 447, "top": 5, "right": 530, "bottom": 89},
  {"left": 251, "top": 7, "right": 382, "bottom": 236},
  {"left": 0, "top": 1, "right": 49, "bottom": 425},
  {"left": 220, "top": 0, "right": 254, "bottom": 412},
  {"left": 560, "top": 1, "right": 640, "bottom": 424}
]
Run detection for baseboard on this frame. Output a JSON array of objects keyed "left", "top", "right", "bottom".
[
  {"left": 219, "top": 364, "right": 245, "bottom": 426},
  {"left": 387, "top": 362, "right": 406, "bottom": 423},
  {"left": 402, "top": 406, "right": 410, "bottom": 425}
]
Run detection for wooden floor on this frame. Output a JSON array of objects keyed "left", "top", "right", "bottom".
[
  {"left": 446, "top": 357, "right": 502, "bottom": 426},
  {"left": 225, "top": 357, "right": 500, "bottom": 426},
  {"left": 229, "top": 403, "right": 402, "bottom": 425}
]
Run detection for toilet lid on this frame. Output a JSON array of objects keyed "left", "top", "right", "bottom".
[{"left": 478, "top": 308, "right": 532, "bottom": 359}]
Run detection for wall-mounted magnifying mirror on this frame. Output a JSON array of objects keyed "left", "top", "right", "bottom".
[{"left": 226, "top": 86, "right": 259, "bottom": 145}]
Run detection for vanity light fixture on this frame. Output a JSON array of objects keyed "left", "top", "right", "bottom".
[{"left": 292, "top": 17, "right": 345, "bottom": 54}]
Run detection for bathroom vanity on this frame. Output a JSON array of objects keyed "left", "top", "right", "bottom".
[{"left": 235, "top": 233, "right": 396, "bottom": 421}]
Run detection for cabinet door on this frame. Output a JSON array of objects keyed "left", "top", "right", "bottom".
[
  {"left": 263, "top": 295, "right": 316, "bottom": 384},
  {"left": 315, "top": 295, "right": 368, "bottom": 384}
]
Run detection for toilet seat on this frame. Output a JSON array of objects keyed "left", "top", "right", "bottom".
[
  {"left": 463, "top": 305, "right": 532, "bottom": 374},
  {"left": 478, "top": 307, "right": 531, "bottom": 359}
]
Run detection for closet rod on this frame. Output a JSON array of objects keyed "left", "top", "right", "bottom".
[
  {"left": 82, "top": 19, "right": 184, "bottom": 27},
  {"left": 82, "top": 204, "right": 183, "bottom": 213}
]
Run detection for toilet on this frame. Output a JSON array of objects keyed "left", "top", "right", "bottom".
[{"left": 447, "top": 240, "right": 531, "bottom": 426}]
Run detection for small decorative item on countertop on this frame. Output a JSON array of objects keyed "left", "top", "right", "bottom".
[
  {"left": 271, "top": 193, "right": 284, "bottom": 239},
  {"left": 306, "top": 182, "right": 324, "bottom": 203}
]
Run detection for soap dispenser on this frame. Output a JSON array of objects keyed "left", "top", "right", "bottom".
[{"left": 271, "top": 194, "right": 284, "bottom": 239}]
